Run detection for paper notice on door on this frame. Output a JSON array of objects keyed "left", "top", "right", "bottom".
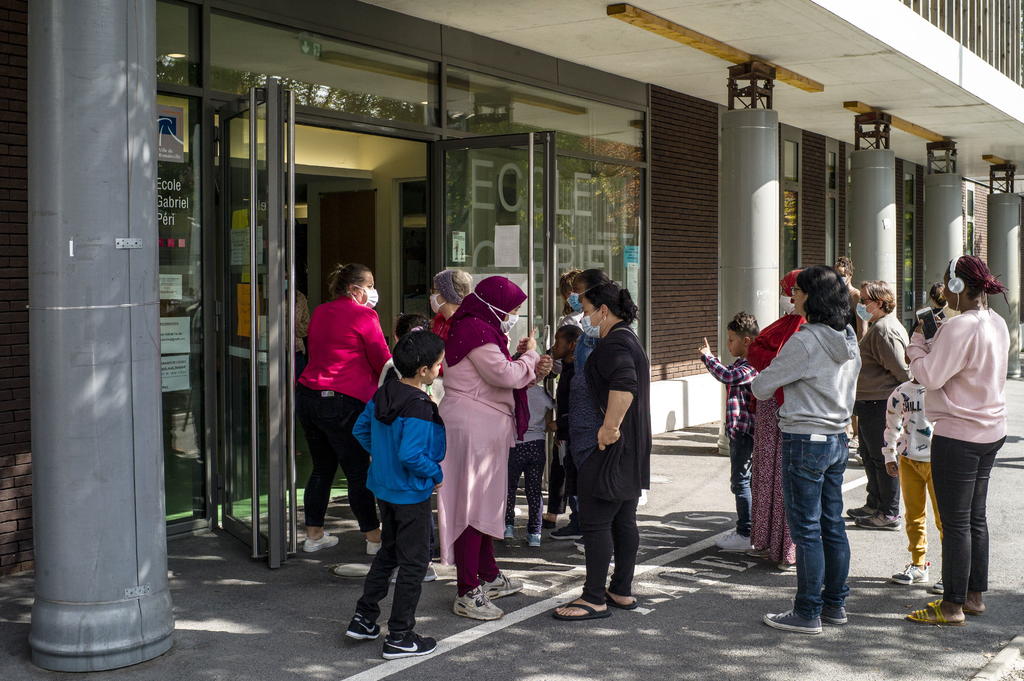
[
  {"left": 161, "top": 354, "right": 190, "bottom": 393},
  {"left": 451, "top": 231, "right": 467, "bottom": 263},
  {"left": 236, "top": 283, "right": 258, "bottom": 337},
  {"left": 494, "top": 224, "right": 521, "bottom": 268},
  {"left": 159, "top": 274, "right": 183, "bottom": 300},
  {"left": 160, "top": 317, "right": 191, "bottom": 354}
]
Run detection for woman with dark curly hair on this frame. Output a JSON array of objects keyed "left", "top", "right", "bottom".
[{"left": 752, "top": 265, "right": 861, "bottom": 635}]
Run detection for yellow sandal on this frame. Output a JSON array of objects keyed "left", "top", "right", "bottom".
[{"left": 905, "top": 600, "right": 966, "bottom": 626}]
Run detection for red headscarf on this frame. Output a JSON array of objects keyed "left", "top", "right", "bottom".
[
  {"left": 445, "top": 276, "right": 531, "bottom": 439},
  {"left": 747, "top": 270, "right": 805, "bottom": 405}
]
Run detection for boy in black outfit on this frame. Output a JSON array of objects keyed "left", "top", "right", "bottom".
[
  {"left": 345, "top": 330, "right": 446, "bottom": 660},
  {"left": 547, "top": 325, "right": 584, "bottom": 539}
]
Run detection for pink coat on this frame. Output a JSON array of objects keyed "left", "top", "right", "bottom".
[{"left": 437, "top": 345, "right": 538, "bottom": 564}]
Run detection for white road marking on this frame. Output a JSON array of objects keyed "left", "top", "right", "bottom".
[{"left": 338, "top": 475, "right": 869, "bottom": 681}]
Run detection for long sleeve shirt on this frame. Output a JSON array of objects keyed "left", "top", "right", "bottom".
[
  {"left": 907, "top": 309, "right": 1008, "bottom": 443},
  {"left": 856, "top": 313, "right": 910, "bottom": 400},
  {"left": 700, "top": 354, "right": 756, "bottom": 438},
  {"left": 881, "top": 381, "right": 933, "bottom": 464}
]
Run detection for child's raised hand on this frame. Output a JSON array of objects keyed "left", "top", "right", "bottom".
[{"left": 698, "top": 337, "right": 712, "bottom": 357}]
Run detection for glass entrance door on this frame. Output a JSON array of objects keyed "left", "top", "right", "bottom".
[
  {"left": 218, "top": 80, "right": 298, "bottom": 568},
  {"left": 434, "top": 133, "right": 557, "bottom": 346}
]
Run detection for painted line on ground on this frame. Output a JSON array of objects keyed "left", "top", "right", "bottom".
[{"left": 338, "top": 475, "right": 868, "bottom": 681}]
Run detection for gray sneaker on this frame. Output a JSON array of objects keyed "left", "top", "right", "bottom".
[
  {"left": 930, "top": 579, "right": 944, "bottom": 595},
  {"left": 821, "top": 605, "right": 848, "bottom": 625},
  {"left": 846, "top": 505, "right": 876, "bottom": 520},
  {"left": 763, "top": 610, "right": 822, "bottom": 635},
  {"left": 482, "top": 571, "right": 523, "bottom": 600},
  {"left": 890, "top": 563, "right": 929, "bottom": 585},
  {"left": 855, "top": 513, "right": 902, "bottom": 531},
  {"left": 453, "top": 587, "right": 503, "bottom": 621}
]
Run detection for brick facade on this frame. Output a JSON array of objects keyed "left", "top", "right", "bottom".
[
  {"left": 0, "top": 0, "right": 31, "bottom": 576},
  {"left": 648, "top": 86, "right": 719, "bottom": 380},
  {"left": 801, "top": 131, "right": 826, "bottom": 266}
]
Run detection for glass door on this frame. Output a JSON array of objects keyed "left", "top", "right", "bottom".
[
  {"left": 433, "top": 132, "right": 557, "bottom": 347},
  {"left": 218, "top": 79, "right": 298, "bottom": 568}
]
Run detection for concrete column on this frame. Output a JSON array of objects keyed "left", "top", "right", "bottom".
[
  {"left": 28, "top": 0, "right": 173, "bottom": 671},
  {"left": 849, "top": 150, "right": 897, "bottom": 291},
  {"left": 719, "top": 109, "right": 779, "bottom": 454},
  {"left": 924, "top": 173, "right": 964, "bottom": 289},
  {"left": 987, "top": 192, "right": 1021, "bottom": 377}
]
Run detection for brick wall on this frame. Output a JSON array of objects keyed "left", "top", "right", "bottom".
[
  {"left": 649, "top": 86, "right": 718, "bottom": 380},
  {"left": 838, "top": 142, "right": 847, "bottom": 256},
  {"left": 895, "top": 158, "right": 905, "bottom": 313},
  {"left": 0, "top": 0, "right": 30, "bottom": 576},
  {"left": 801, "top": 131, "right": 826, "bottom": 266},
  {"left": 970, "top": 181, "right": 990, "bottom": 261},
  {"left": 915, "top": 165, "right": 926, "bottom": 304}
]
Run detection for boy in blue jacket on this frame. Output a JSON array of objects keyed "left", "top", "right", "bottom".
[{"left": 345, "top": 330, "right": 446, "bottom": 660}]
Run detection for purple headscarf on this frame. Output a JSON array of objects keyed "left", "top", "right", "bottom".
[{"left": 445, "top": 276, "right": 530, "bottom": 439}]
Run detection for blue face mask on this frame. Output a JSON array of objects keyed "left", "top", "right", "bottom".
[
  {"left": 580, "top": 312, "right": 602, "bottom": 338},
  {"left": 856, "top": 303, "right": 873, "bottom": 322},
  {"left": 567, "top": 293, "right": 583, "bottom": 314}
]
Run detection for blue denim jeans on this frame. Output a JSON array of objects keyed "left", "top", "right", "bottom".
[
  {"left": 729, "top": 432, "right": 754, "bottom": 537},
  {"left": 781, "top": 432, "right": 851, "bottom": 620}
]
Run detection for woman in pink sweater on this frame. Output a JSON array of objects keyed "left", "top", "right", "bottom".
[
  {"left": 905, "top": 256, "right": 1009, "bottom": 626},
  {"left": 297, "top": 263, "right": 391, "bottom": 555}
]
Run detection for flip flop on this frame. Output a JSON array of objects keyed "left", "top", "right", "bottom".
[
  {"left": 606, "top": 592, "right": 639, "bottom": 610},
  {"left": 552, "top": 602, "right": 612, "bottom": 621},
  {"left": 930, "top": 598, "right": 984, "bottom": 617},
  {"left": 905, "top": 600, "right": 966, "bottom": 626}
]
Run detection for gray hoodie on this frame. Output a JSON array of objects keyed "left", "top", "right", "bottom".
[{"left": 751, "top": 323, "right": 862, "bottom": 434}]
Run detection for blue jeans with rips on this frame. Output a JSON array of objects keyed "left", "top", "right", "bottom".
[{"left": 781, "top": 432, "right": 851, "bottom": 620}]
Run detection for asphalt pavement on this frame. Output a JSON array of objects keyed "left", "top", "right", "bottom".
[{"left": 2, "top": 382, "right": 1023, "bottom": 681}]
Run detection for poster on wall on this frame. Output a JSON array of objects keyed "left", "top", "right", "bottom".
[
  {"left": 160, "top": 317, "right": 191, "bottom": 355},
  {"left": 624, "top": 245, "right": 640, "bottom": 297},
  {"left": 159, "top": 273, "right": 183, "bottom": 300},
  {"left": 157, "top": 105, "right": 185, "bottom": 163},
  {"left": 494, "top": 225, "right": 521, "bottom": 268},
  {"left": 161, "top": 354, "right": 190, "bottom": 393},
  {"left": 451, "top": 231, "right": 467, "bottom": 263}
]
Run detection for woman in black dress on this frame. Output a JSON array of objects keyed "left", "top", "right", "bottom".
[{"left": 553, "top": 281, "right": 651, "bottom": 621}]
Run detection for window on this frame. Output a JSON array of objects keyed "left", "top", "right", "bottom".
[
  {"left": 783, "top": 140, "right": 799, "bottom": 182},
  {"left": 782, "top": 190, "right": 799, "bottom": 274},
  {"left": 825, "top": 143, "right": 839, "bottom": 264},
  {"left": 210, "top": 13, "right": 437, "bottom": 125},
  {"left": 965, "top": 187, "right": 975, "bottom": 255},
  {"left": 156, "top": 0, "right": 200, "bottom": 86},
  {"left": 902, "top": 172, "right": 916, "bottom": 320}
]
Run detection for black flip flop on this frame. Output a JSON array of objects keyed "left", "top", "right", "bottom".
[
  {"left": 606, "top": 592, "right": 638, "bottom": 610},
  {"left": 552, "top": 602, "right": 612, "bottom": 621}
]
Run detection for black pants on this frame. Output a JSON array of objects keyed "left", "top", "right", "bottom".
[
  {"left": 577, "top": 451, "right": 640, "bottom": 606},
  {"left": 856, "top": 399, "right": 899, "bottom": 516},
  {"left": 932, "top": 435, "right": 1004, "bottom": 604},
  {"left": 355, "top": 498, "right": 431, "bottom": 633},
  {"left": 296, "top": 385, "right": 378, "bottom": 531}
]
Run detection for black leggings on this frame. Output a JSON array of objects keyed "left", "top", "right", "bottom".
[
  {"left": 931, "top": 434, "right": 1004, "bottom": 604},
  {"left": 297, "top": 386, "right": 379, "bottom": 532}
]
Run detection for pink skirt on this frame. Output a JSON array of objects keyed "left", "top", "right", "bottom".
[{"left": 750, "top": 397, "right": 796, "bottom": 565}]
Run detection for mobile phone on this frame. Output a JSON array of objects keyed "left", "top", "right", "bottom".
[{"left": 916, "top": 308, "right": 939, "bottom": 340}]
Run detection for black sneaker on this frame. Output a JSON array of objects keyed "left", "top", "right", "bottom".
[
  {"left": 845, "top": 505, "right": 876, "bottom": 520},
  {"left": 762, "top": 610, "right": 822, "bottom": 635},
  {"left": 345, "top": 613, "right": 380, "bottom": 641},
  {"left": 550, "top": 524, "right": 583, "bottom": 540},
  {"left": 381, "top": 631, "right": 438, "bottom": 660},
  {"left": 821, "top": 605, "right": 848, "bottom": 625},
  {"left": 542, "top": 519, "right": 557, "bottom": 529}
]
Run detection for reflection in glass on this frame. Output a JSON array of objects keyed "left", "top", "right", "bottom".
[
  {"left": 903, "top": 174, "right": 915, "bottom": 315},
  {"left": 782, "top": 190, "right": 799, "bottom": 275},
  {"left": 210, "top": 13, "right": 436, "bottom": 125},
  {"left": 446, "top": 67, "right": 643, "bottom": 161},
  {"left": 783, "top": 140, "right": 799, "bottom": 182},
  {"left": 400, "top": 180, "right": 430, "bottom": 319},
  {"left": 157, "top": 94, "right": 205, "bottom": 522},
  {"left": 156, "top": 1, "right": 199, "bottom": 86}
]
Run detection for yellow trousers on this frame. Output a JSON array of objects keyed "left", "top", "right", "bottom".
[{"left": 899, "top": 458, "right": 943, "bottom": 566}]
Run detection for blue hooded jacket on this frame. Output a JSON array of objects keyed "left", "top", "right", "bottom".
[{"left": 354, "top": 380, "right": 445, "bottom": 505}]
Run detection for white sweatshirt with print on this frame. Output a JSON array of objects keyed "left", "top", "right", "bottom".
[{"left": 882, "top": 380, "right": 934, "bottom": 464}]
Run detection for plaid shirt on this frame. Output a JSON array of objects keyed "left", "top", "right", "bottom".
[{"left": 700, "top": 354, "right": 757, "bottom": 438}]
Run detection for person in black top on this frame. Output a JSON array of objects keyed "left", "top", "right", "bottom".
[
  {"left": 544, "top": 325, "right": 583, "bottom": 532},
  {"left": 552, "top": 281, "right": 651, "bottom": 621}
]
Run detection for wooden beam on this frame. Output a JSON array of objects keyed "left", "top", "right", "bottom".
[
  {"left": 607, "top": 3, "right": 823, "bottom": 93},
  {"left": 983, "top": 154, "right": 1011, "bottom": 165},
  {"left": 842, "top": 101, "right": 947, "bottom": 142}
]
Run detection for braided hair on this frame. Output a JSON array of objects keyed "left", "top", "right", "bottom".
[{"left": 954, "top": 256, "right": 1008, "bottom": 300}]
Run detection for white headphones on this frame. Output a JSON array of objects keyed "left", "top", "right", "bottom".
[{"left": 947, "top": 256, "right": 965, "bottom": 294}]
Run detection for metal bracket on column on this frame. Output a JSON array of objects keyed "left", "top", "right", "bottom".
[
  {"left": 989, "top": 163, "right": 1016, "bottom": 193},
  {"left": 854, "top": 112, "right": 891, "bottom": 150},
  {"left": 926, "top": 140, "right": 957, "bottom": 174},
  {"left": 727, "top": 60, "right": 775, "bottom": 110}
]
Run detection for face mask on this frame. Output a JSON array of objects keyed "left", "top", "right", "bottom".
[
  {"left": 856, "top": 303, "right": 873, "bottom": 322},
  {"left": 476, "top": 293, "right": 518, "bottom": 335},
  {"left": 567, "top": 293, "right": 583, "bottom": 314},
  {"left": 357, "top": 286, "right": 379, "bottom": 309},
  {"left": 500, "top": 315, "right": 519, "bottom": 335},
  {"left": 780, "top": 295, "right": 795, "bottom": 315},
  {"left": 430, "top": 293, "right": 444, "bottom": 314},
  {"left": 581, "top": 311, "right": 602, "bottom": 338}
]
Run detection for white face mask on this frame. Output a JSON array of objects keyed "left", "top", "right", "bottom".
[
  {"left": 476, "top": 293, "right": 518, "bottom": 335},
  {"left": 780, "top": 294, "right": 795, "bottom": 315},
  {"left": 500, "top": 315, "right": 520, "bottom": 335},
  {"left": 356, "top": 285, "right": 379, "bottom": 309},
  {"left": 430, "top": 293, "right": 444, "bottom": 314}
]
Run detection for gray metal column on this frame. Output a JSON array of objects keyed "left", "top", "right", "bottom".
[
  {"left": 849, "top": 149, "right": 897, "bottom": 290},
  {"left": 924, "top": 173, "right": 963, "bottom": 289},
  {"left": 28, "top": 0, "right": 173, "bottom": 671},
  {"left": 987, "top": 192, "right": 1021, "bottom": 377},
  {"left": 720, "top": 108, "right": 781, "bottom": 345}
]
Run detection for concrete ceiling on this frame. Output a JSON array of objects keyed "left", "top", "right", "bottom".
[{"left": 363, "top": 0, "right": 1024, "bottom": 180}]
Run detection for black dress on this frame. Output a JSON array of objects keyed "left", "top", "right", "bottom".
[{"left": 584, "top": 322, "right": 652, "bottom": 500}]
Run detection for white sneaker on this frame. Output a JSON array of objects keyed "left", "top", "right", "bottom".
[
  {"left": 453, "top": 587, "right": 503, "bottom": 620},
  {"left": 481, "top": 572, "right": 523, "bottom": 599},
  {"left": 639, "top": 489, "right": 649, "bottom": 506},
  {"left": 504, "top": 525, "right": 515, "bottom": 540},
  {"left": 890, "top": 563, "right": 929, "bottom": 585},
  {"left": 390, "top": 563, "right": 439, "bottom": 584},
  {"left": 366, "top": 539, "right": 382, "bottom": 556},
  {"left": 716, "top": 530, "right": 753, "bottom": 552},
  {"left": 303, "top": 533, "right": 339, "bottom": 553}
]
